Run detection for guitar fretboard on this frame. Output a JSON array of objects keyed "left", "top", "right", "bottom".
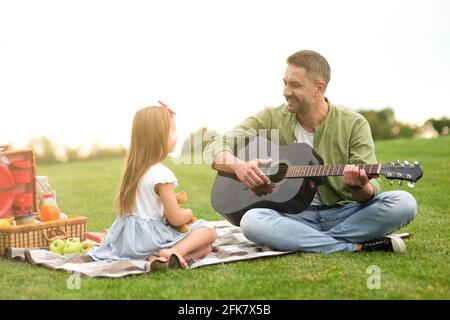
[{"left": 286, "top": 164, "right": 381, "bottom": 178}]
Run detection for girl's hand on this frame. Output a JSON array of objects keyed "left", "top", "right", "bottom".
[{"left": 183, "top": 208, "right": 193, "bottom": 217}]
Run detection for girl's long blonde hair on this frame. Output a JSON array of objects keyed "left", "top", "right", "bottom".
[{"left": 116, "top": 106, "right": 172, "bottom": 214}]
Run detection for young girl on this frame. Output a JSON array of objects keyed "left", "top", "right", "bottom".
[{"left": 88, "top": 103, "right": 216, "bottom": 268}]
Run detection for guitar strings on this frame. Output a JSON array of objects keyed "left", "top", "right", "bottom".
[{"left": 262, "top": 165, "right": 377, "bottom": 179}]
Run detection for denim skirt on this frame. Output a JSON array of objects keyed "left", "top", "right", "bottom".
[{"left": 88, "top": 214, "right": 213, "bottom": 261}]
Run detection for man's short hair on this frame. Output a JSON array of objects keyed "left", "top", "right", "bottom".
[{"left": 287, "top": 50, "right": 331, "bottom": 86}]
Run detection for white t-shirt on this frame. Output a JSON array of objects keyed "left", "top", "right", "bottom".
[
  {"left": 294, "top": 122, "right": 323, "bottom": 206},
  {"left": 133, "top": 163, "right": 178, "bottom": 220}
]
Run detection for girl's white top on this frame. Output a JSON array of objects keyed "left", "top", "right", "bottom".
[{"left": 134, "top": 163, "right": 177, "bottom": 220}]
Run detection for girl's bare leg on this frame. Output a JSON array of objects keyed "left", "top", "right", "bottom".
[
  {"left": 158, "top": 249, "right": 189, "bottom": 269},
  {"left": 147, "top": 255, "right": 167, "bottom": 263},
  {"left": 184, "top": 244, "right": 212, "bottom": 261},
  {"left": 160, "top": 228, "right": 216, "bottom": 268}
]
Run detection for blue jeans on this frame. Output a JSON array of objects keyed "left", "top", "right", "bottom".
[{"left": 240, "top": 191, "right": 417, "bottom": 253}]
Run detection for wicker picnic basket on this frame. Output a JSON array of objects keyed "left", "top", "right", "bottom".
[
  {"left": 0, "top": 145, "right": 89, "bottom": 255},
  {"left": 0, "top": 216, "right": 88, "bottom": 255}
]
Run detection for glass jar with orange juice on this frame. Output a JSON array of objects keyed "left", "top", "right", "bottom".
[{"left": 40, "top": 193, "right": 60, "bottom": 222}]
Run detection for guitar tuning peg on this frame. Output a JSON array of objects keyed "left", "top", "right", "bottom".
[
  {"left": 413, "top": 161, "right": 419, "bottom": 165},
  {"left": 396, "top": 160, "right": 400, "bottom": 165},
  {"left": 407, "top": 182, "right": 415, "bottom": 188},
  {"left": 404, "top": 160, "right": 410, "bottom": 165},
  {"left": 390, "top": 180, "right": 394, "bottom": 186},
  {"left": 398, "top": 180, "right": 403, "bottom": 186}
]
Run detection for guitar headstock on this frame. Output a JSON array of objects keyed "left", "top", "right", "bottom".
[{"left": 380, "top": 160, "right": 423, "bottom": 188}]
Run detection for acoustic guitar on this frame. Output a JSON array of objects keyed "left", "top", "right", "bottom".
[{"left": 211, "top": 137, "right": 423, "bottom": 226}]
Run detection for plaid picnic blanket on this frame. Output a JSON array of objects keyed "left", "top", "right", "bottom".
[{"left": 4, "top": 221, "right": 293, "bottom": 278}]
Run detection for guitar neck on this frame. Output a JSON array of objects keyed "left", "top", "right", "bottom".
[{"left": 286, "top": 164, "right": 381, "bottom": 178}]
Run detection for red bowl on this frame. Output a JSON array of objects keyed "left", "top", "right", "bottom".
[{"left": 0, "top": 165, "right": 16, "bottom": 218}]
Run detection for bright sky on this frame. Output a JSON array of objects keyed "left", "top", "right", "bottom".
[{"left": 1, "top": 0, "right": 449, "bottom": 154}]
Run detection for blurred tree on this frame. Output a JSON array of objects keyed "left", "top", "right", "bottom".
[
  {"left": 63, "top": 145, "right": 81, "bottom": 162},
  {"left": 397, "top": 124, "right": 419, "bottom": 138},
  {"left": 357, "top": 108, "right": 419, "bottom": 140},
  {"left": 27, "top": 136, "right": 58, "bottom": 164},
  {"left": 89, "top": 143, "right": 126, "bottom": 159},
  {"left": 180, "top": 127, "right": 218, "bottom": 163},
  {"left": 426, "top": 117, "right": 450, "bottom": 134},
  {"left": 25, "top": 137, "right": 126, "bottom": 163}
]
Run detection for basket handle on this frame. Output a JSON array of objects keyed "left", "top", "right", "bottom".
[
  {"left": 42, "top": 227, "right": 68, "bottom": 242},
  {"left": 0, "top": 145, "right": 9, "bottom": 152}
]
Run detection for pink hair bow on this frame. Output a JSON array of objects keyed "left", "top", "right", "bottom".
[{"left": 158, "top": 100, "right": 176, "bottom": 117}]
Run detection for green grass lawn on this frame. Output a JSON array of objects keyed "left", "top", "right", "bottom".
[{"left": 1, "top": 137, "right": 449, "bottom": 299}]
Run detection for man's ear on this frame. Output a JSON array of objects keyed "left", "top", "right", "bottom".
[{"left": 316, "top": 81, "right": 326, "bottom": 96}]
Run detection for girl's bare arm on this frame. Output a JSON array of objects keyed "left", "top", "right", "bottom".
[{"left": 157, "top": 183, "right": 193, "bottom": 226}]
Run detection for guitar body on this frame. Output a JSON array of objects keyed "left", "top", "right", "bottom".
[{"left": 211, "top": 137, "right": 324, "bottom": 226}]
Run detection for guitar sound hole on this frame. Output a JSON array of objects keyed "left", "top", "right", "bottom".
[
  {"left": 267, "top": 162, "right": 288, "bottom": 183},
  {"left": 242, "top": 162, "right": 289, "bottom": 194}
]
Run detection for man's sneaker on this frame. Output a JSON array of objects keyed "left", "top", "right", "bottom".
[
  {"left": 361, "top": 235, "right": 406, "bottom": 253},
  {"left": 392, "top": 232, "right": 412, "bottom": 239}
]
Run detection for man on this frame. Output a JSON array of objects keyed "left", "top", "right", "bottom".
[{"left": 204, "top": 50, "right": 417, "bottom": 253}]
